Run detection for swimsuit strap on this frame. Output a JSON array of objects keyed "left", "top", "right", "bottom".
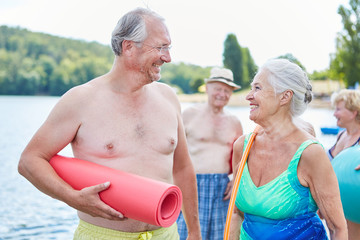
[
  {"left": 329, "top": 131, "right": 360, "bottom": 158},
  {"left": 353, "top": 136, "right": 360, "bottom": 146},
  {"left": 337, "top": 130, "right": 346, "bottom": 141},
  {"left": 289, "top": 139, "right": 320, "bottom": 169},
  {"left": 328, "top": 130, "right": 345, "bottom": 157},
  {"left": 288, "top": 139, "right": 321, "bottom": 197}
]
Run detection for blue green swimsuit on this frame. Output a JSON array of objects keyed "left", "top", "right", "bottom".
[{"left": 235, "top": 133, "right": 328, "bottom": 239}]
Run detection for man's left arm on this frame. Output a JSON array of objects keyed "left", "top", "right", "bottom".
[{"left": 224, "top": 117, "right": 243, "bottom": 200}]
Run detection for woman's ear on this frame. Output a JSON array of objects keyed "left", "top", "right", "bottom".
[
  {"left": 351, "top": 110, "right": 358, "bottom": 120},
  {"left": 280, "top": 90, "right": 293, "bottom": 105}
]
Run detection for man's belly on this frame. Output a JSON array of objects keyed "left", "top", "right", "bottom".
[
  {"left": 78, "top": 211, "right": 161, "bottom": 232},
  {"left": 192, "top": 155, "right": 230, "bottom": 174}
]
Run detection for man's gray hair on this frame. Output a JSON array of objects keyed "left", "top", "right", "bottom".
[{"left": 111, "top": 8, "right": 165, "bottom": 56}]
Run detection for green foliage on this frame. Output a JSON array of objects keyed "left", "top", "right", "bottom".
[
  {"left": 161, "top": 63, "right": 210, "bottom": 94},
  {"left": 223, "top": 34, "right": 243, "bottom": 88},
  {"left": 0, "top": 25, "right": 113, "bottom": 95},
  {"left": 0, "top": 25, "right": 215, "bottom": 95},
  {"left": 223, "top": 34, "right": 257, "bottom": 88},
  {"left": 242, "top": 47, "right": 258, "bottom": 85},
  {"left": 309, "top": 70, "right": 330, "bottom": 80},
  {"left": 277, "top": 53, "right": 306, "bottom": 71},
  {"left": 330, "top": 0, "right": 360, "bottom": 87},
  {"left": 190, "top": 78, "right": 204, "bottom": 93},
  {"left": 2, "top": 26, "right": 321, "bottom": 96}
]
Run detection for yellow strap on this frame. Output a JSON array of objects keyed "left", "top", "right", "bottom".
[
  {"left": 223, "top": 125, "right": 260, "bottom": 240},
  {"left": 138, "top": 231, "right": 153, "bottom": 240}
]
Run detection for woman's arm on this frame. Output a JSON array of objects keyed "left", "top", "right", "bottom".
[{"left": 298, "top": 144, "right": 348, "bottom": 239}]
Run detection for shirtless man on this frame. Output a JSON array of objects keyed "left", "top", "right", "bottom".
[
  {"left": 18, "top": 8, "right": 201, "bottom": 240},
  {"left": 176, "top": 67, "right": 243, "bottom": 240}
]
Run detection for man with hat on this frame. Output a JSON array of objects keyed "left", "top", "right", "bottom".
[{"left": 176, "top": 67, "right": 243, "bottom": 240}]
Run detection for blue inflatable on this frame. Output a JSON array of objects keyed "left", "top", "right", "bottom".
[{"left": 331, "top": 145, "right": 360, "bottom": 223}]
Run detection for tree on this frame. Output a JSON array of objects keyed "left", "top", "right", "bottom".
[
  {"left": 330, "top": 0, "right": 360, "bottom": 87},
  {"left": 242, "top": 47, "right": 258, "bottom": 86},
  {"left": 161, "top": 62, "right": 210, "bottom": 94},
  {"left": 223, "top": 34, "right": 243, "bottom": 88},
  {"left": 223, "top": 34, "right": 257, "bottom": 88},
  {"left": 277, "top": 53, "right": 306, "bottom": 71},
  {"left": 0, "top": 25, "right": 114, "bottom": 95},
  {"left": 190, "top": 77, "right": 204, "bottom": 93}
]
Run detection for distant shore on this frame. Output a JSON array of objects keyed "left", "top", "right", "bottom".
[
  {"left": 177, "top": 79, "right": 344, "bottom": 109},
  {"left": 177, "top": 93, "right": 333, "bottom": 108}
]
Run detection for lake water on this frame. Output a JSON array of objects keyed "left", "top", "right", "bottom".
[{"left": 0, "top": 96, "right": 338, "bottom": 239}]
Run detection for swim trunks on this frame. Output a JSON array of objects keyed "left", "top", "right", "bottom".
[
  {"left": 74, "top": 219, "right": 179, "bottom": 240},
  {"left": 235, "top": 133, "right": 328, "bottom": 239},
  {"left": 177, "top": 173, "right": 229, "bottom": 240}
]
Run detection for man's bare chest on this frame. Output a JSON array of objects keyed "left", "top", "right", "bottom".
[{"left": 73, "top": 103, "right": 179, "bottom": 157}]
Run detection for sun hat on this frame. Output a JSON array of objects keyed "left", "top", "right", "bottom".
[{"left": 205, "top": 67, "right": 241, "bottom": 89}]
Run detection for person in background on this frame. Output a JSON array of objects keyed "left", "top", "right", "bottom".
[
  {"left": 177, "top": 67, "right": 243, "bottom": 240},
  {"left": 230, "top": 58, "right": 347, "bottom": 239},
  {"left": 18, "top": 8, "right": 201, "bottom": 240},
  {"left": 328, "top": 89, "right": 360, "bottom": 239}
]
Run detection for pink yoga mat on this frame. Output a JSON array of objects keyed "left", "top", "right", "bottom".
[{"left": 49, "top": 155, "right": 182, "bottom": 227}]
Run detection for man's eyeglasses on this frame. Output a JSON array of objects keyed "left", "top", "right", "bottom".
[{"left": 141, "top": 43, "right": 172, "bottom": 55}]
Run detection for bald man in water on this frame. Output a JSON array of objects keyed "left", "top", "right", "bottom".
[{"left": 177, "top": 67, "right": 243, "bottom": 240}]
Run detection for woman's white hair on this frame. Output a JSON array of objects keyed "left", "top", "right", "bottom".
[{"left": 260, "top": 58, "right": 312, "bottom": 117}]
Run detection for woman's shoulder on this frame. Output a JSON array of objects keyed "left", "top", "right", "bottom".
[
  {"left": 298, "top": 138, "right": 327, "bottom": 165},
  {"left": 234, "top": 134, "right": 246, "bottom": 148}
]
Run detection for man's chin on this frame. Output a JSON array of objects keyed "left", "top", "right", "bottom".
[{"left": 150, "top": 73, "right": 161, "bottom": 83}]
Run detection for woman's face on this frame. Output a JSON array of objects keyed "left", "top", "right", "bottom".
[
  {"left": 334, "top": 100, "right": 357, "bottom": 128},
  {"left": 245, "top": 70, "right": 278, "bottom": 123}
]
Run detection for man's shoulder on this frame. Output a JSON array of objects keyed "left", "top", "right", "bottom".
[
  {"left": 62, "top": 82, "right": 95, "bottom": 99},
  {"left": 223, "top": 109, "right": 241, "bottom": 121},
  {"left": 149, "top": 82, "right": 181, "bottom": 110},
  {"left": 58, "top": 80, "right": 102, "bottom": 109},
  {"left": 182, "top": 104, "right": 204, "bottom": 115},
  {"left": 151, "top": 81, "right": 175, "bottom": 92}
]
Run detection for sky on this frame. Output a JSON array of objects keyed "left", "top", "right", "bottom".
[{"left": 0, "top": 0, "right": 349, "bottom": 72}]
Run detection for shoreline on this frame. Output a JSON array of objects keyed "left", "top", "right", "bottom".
[
  {"left": 177, "top": 93, "right": 333, "bottom": 109},
  {"left": 177, "top": 79, "right": 344, "bottom": 109}
]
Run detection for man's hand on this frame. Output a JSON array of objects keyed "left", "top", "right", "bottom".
[
  {"left": 186, "top": 232, "right": 202, "bottom": 240},
  {"left": 71, "top": 181, "right": 126, "bottom": 221},
  {"left": 223, "top": 179, "right": 234, "bottom": 200}
]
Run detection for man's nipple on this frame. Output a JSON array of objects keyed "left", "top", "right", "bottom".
[{"left": 106, "top": 143, "right": 114, "bottom": 150}]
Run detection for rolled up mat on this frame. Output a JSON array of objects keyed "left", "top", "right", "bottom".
[{"left": 49, "top": 155, "right": 182, "bottom": 227}]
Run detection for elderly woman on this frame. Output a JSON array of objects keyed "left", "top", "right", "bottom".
[
  {"left": 230, "top": 59, "right": 347, "bottom": 239},
  {"left": 328, "top": 89, "right": 360, "bottom": 239}
]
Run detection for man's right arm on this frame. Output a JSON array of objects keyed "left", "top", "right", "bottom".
[{"left": 18, "top": 87, "right": 123, "bottom": 220}]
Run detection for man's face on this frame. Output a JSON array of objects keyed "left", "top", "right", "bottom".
[
  {"left": 206, "top": 82, "right": 233, "bottom": 108},
  {"left": 136, "top": 18, "right": 172, "bottom": 84}
]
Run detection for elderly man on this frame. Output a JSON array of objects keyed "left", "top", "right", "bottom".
[
  {"left": 18, "top": 8, "right": 201, "bottom": 240},
  {"left": 177, "top": 67, "right": 243, "bottom": 240}
]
